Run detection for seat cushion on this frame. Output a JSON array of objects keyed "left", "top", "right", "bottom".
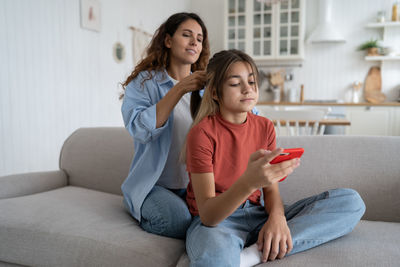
[
  {"left": 0, "top": 186, "right": 184, "bottom": 267},
  {"left": 177, "top": 220, "right": 400, "bottom": 266}
]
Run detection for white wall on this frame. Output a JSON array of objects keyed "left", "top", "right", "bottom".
[
  {"left": 0, "top": 0, "right": 190, "bottom": 176},
  {"left": 1, "top": 0, "right": 400, "bottom": 176},
  {"left": 191, "top": 0, "right": 400, "bottom": 102}
]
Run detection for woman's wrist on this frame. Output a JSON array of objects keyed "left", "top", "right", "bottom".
[{"left": 173, "top": 83, "right": 187, "bottom": 96}]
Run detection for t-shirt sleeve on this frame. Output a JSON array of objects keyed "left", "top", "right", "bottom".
[
  {"left": 186, "top": 126, "right": 214, "bottom": 173},
  {"left": 266, "top": 119, "right": 277, "bottom": 151}
]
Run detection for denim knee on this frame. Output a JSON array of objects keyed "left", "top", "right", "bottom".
[
  {"left": 333, "top": 188, "right": 366, "bottom": 220},
  {"left": 140, "top": 186, "right": 192, "bottom": 239},
  {"left": 187, "top": 221, "right": 242, "bottom": 267}
]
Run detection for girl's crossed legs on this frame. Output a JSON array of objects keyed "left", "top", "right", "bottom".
[{"left": 186, "top": 188, "right": 365, "bottom": 267}]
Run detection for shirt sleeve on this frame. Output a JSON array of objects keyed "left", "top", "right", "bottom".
[
  {"left": 121, "top": 72, "right": 168, "bottom": 144},
  {"left": 266, "top": 120, "right": 277, "bottom": 151},
  {"left": 186, "top": 126, "right": 214, "bottom": 173}
]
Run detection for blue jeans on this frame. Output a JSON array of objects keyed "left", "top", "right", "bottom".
[
  {"left": 139, "top": 185, "right": 192, "bottom": 239},
  {"left": 186, "top": 188, "right": 366, "bottom": 267}
]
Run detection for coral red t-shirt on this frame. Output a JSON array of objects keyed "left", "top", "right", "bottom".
[{"left": 186, "top": 112, "right": 276, "bottom": 216}]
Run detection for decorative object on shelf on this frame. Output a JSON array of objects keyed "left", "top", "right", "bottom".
[
  {"left": 267, "top": 70, "right": 285, "bottom": 103},
  {"left": 129, "top": 26, "right": 152, "bottom": 66},
  {"left": 80, "top": 0, "right": 101, "bottom": 32},
  {"left": 284, "top": 71, "right": 296, "bottom": 102},
  {"left": 272, "top": 86, "right": 281, "bottom": 103},
  {"left": 364, "top": 21, "right": 400, "bottom": 61},
  {"left": 364, "top": 67, "right": 386, "bottom": 104},
  {"left": 300, "top": 84, "right": 304, "bottom": 102},
  {"left": 380, "top": 40, "right": 400, "bottom": 56},
  {"left": 377, "top": 11, "right": 386, "bottom": 23},
  {"left": 357, "top": 39, "right": 381, "bottom": 56},
  {"left": 113, "top": 42, "right": 125, "bottom": 63},
  {"left": 397, "top": 87, "right": 400, "bottom": 102},
  {"left": 392, "top": 1, "right": 399, "bottom": 21},
  {"left": 351, "top": 82, "right": 363, "bottom": 103}
]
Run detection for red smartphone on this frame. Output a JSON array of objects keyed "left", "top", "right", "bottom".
[{"left": 270, "top": 148, "right": 304, "bottom": 182}]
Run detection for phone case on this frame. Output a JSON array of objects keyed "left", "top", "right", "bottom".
[{"left": 270, "top": 148, "right": 304, "bottom": 182}]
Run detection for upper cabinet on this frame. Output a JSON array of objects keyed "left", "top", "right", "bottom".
[{"left": 224, "top": 0, "right": 306, "bottom": 63}]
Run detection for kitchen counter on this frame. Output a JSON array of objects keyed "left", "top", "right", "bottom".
[{"left": 258, "top": 101, "right": 400, "bottom": 106}]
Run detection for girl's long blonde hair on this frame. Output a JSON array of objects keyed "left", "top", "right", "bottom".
[{"left": 181, "top": 49, "right": 259, "bottom": 162}]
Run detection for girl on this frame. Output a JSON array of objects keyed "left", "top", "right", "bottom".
[
  {"left": 120, "top": 12, "right": 210, "bottom": 239},
  {"left": 184, "top": 50, "right": 365, "bottom": 266}
]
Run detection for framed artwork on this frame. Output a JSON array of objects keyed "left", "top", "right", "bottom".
[{"left": 80, "top": 0, "right": 101, "bottom": 32}]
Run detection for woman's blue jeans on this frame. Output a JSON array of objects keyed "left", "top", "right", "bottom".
[
  {"left": 139, "top": 185, "right": 192, "bottom": 240},
  {"left": 185, "top": 188, "right": 366, "bottom": 267}
]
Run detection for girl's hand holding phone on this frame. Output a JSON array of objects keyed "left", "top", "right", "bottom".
[{"left": 241, "top": 148, "right": 301, "bottom": 190}]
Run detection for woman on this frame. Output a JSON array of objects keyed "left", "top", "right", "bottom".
[{"left": 120, "top": 12, "right": 210, "bottom": 239}]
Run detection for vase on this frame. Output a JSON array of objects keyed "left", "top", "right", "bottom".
[{"left": 367, "top": 47, "right": 379, "bottom": 56}]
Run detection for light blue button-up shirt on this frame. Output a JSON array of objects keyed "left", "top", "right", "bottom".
[
  {"left": 121, "top": 69, "right": 175, "bottom": 221},
  {"left": 121, "top": 69, "right": 259, "bottom": 221}
]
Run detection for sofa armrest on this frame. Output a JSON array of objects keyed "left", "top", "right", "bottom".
[{"left": 0, "top": 170, "right": 68, "bottom": 199}]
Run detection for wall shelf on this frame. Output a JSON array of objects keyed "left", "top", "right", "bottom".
[
  {"left": 365, "top": 56, "right": 400, "bottom": 61},
  {"left": 366, "top": 21, "right": 400, "bottom": 28},
  {"left": 364, "top": 21, "right": 400, "bottom": 62}
]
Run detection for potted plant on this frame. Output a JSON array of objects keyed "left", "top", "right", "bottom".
[{"left": 357, "top": 39, "right": 381, "bottom": 56}]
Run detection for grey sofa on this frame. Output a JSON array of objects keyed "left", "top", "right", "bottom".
[{"left": 1, "top": 127, "right": 399, "bottom": 267}]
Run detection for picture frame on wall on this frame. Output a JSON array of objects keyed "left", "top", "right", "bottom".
[{"left": 80, "top": 0, "right": 101, "bottom": 32}]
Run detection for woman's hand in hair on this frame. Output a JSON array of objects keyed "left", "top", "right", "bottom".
[
  {"left": 240, "top": 148, "right": 300, "bottom": 191},
  {"left": 175, "top": 71, "right": 206, "bottom": 95}
]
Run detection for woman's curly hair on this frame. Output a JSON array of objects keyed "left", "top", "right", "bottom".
[{"left": 120, "top": 12, "right": 210, "bottom": 99}]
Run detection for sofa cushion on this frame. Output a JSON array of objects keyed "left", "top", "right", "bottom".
[
  {"left": 176, "top": 220, "right": 400, "bottom": 266},
  {"left": 0, "top": 186, "right": 184, "bottom": 267},
  {"left": 60, "top": 127, "right": 134, "bottom": 195},
  {"left": 277, "top": 136, "right": 400, "bottom": 222}
]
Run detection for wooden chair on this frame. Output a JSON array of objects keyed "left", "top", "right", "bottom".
[{"left": 257, "top": 108, "right": 330, "bottom": 136}]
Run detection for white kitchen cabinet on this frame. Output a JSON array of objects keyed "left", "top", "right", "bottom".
[
  {"left": 224, "top": 0, "right": 305, "bottom": 63},
  {"left": 345, "top": 107, "right": 397, "bottom": 136},
  {"left": 256, "top": 104, "right": 400, "bottom": 136},
  {"left": 392, "top": 108, "right": 400, "bottom": 136}
]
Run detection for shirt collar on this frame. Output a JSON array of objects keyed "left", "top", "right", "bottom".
[
  {"left": 156, "top": 68, "right": 193, "bottom": 87},
  {"left": 155, "top": 69, "right": 173, "bottom": 87}
]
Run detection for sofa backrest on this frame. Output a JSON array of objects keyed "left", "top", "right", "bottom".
[
  {"left": 277, "top": 135, "right": 400, "bottom": 223},
  {"left": 60, "top": 127, "right": 133, "bottom": 196},
  {"left": 60, "top": 127, "right": 400, "bottom": 222}
]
